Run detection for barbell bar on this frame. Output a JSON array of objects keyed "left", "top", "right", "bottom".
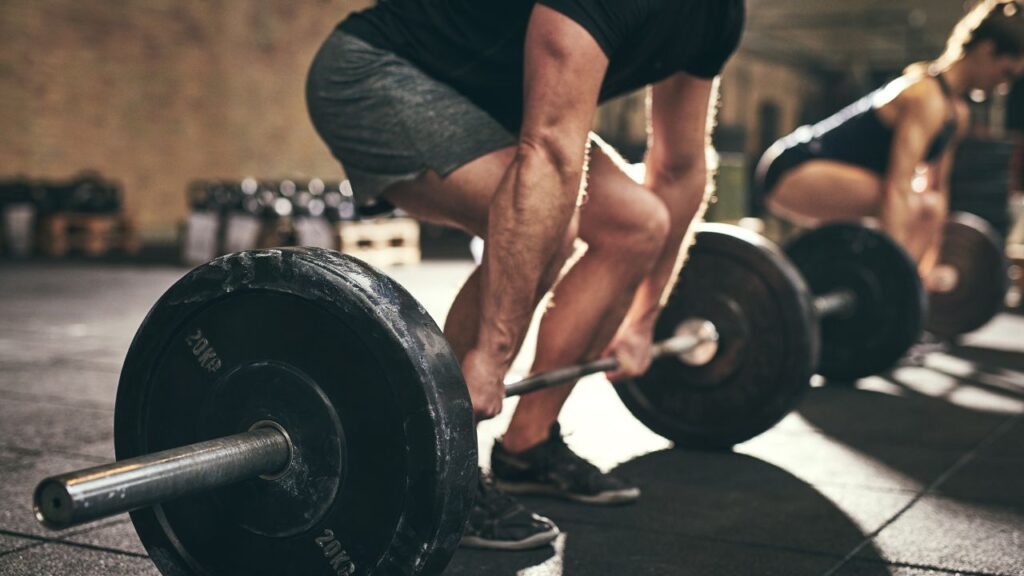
[
  {"left": 35, "top": 425, "right": 292, "bottom": 531},
  {"left": 34, "top": 324, "right": 718, "bottom": 532},
  {"left": 504, "top": 318, "right": 720, "bottom": 397}
]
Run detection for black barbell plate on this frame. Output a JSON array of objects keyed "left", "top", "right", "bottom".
[
  {"left": 926, "top": 212, "right": 1009, "bottom": 339},
  {"left": 786, "top": 224, "right": 925, "bottom": 381},
  {"left": 114, "top": 248, "right": 475, "bottom": 576},
  {"left": 615, "top": 224, "right": 817, "bottom": 450}
]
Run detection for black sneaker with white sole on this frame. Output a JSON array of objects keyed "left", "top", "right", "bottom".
[
  {"left": 491, "top": 423, "right": 641, "bottom": 505},
  {"left": 460, "top": 470, "right": 560, "bottom": 551}
]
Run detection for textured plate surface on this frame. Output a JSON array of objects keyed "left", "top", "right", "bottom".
[
  {"left": 616, "top": 224, "right": 816, "bottom": 450},
  {"left": 786, "top": 224, "right": 925, "bottom": 380},
  {"left": 115, "top": 249, "right": 476, "bottom": 576},
  {"left": 927, "top": 212, "right": 1009, "bottom": 339}
]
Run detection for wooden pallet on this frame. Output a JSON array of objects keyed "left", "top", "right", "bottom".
[
  {"left": 337, "top": 218, "right": 420, "bottom": 268},
  {"left": 1008, "top": 245, "right": 1024, "bottom": 309},
  {"left": 2, "top": 203, "right": 36, "bottom": 257},
  {"left": 37, "top": 213, "right": 140, "bottom": 257}
]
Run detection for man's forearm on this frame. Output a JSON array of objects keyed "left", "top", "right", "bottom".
[
  {"left": 622, "top": 169, "right": 710, "bottom": 332},
  {"left": 476, "top": 145, "right": 583, "bottom": 365}
]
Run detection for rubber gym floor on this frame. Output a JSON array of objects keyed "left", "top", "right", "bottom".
[{"left": 0, "top": 260, "right": 1021, "bottom": 576}]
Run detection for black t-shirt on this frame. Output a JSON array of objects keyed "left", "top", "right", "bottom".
[{"left": 339, "top": 0, "right": 745, "bottom": 131}]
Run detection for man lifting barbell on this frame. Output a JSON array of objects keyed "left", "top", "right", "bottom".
[
  {"left": 757, "top": 0, "right": 1024, "bottom": 296},
  {"left": 307, "top": 0, "right": 744, "bottom": 550}
]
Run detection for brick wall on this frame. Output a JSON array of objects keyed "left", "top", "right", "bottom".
[
  {"left": 0, "top": 1, "right": 825, "bottom": 243},
  {"left": 591, "top": 54, "right": 824, "bottom": 163},
  {"left": 0, "top": 0, "right": 372, "bottom": 242},
  {"left": 719, "top": 55, "right": 825, "bottom": 162}
]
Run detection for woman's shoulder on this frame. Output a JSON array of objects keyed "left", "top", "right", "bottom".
[{"left": 885, "top": 74, "right": 949, "bottom": 118}]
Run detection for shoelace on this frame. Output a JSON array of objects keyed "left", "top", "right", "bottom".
[{"left": 477, "top": 472, "right": 520, "bottom": 513}]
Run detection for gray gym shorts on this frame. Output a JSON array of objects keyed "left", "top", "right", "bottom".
[{"left": 306, "top": 30, "right": 517, "bottom": 203}]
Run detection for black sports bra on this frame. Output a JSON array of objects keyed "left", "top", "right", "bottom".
[{"left": 788, "top": 73, "right": 961, "bottom": 176}]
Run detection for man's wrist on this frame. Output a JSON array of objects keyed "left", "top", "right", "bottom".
[
  {"left": 473, "top": 333, "right": 518, "bottom": 368},
  {"left": 623, "top": 314, "right": 658, "bottom": 337}
]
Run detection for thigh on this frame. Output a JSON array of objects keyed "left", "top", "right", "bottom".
[
  {"left": 381, "top": 146, "right": 517, "bottom": 237},
  {"left": 769, "top": 159, "right": 884, "bottom": 226},
  {"left": 386, "top": 134, "right": 612, "bottom": 241},
  {"left": 307, "top": 31, "right": 516, "bottom": 205}
]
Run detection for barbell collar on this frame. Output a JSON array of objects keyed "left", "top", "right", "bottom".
[
  {"left": 504, "top": 319, "right": 719, "bottom": 398},
  {"left": 34, "top": 425, "right": 292, "bottom": 531},
  {"left": 664, "top": 318, "right": 720, "bottom": 366}
]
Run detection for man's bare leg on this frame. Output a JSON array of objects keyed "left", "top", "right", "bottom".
[
  {"left": 501, "top": 147, "right": 671, "bottom": 452},
  {"left": 441, "top": 224, "right": 579, "bottom": 361}
]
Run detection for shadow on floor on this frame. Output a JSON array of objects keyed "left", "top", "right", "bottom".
[
  {"left": 800, "top": 341, "right": 1024, "bottom": 503},
  {"left": 445, "top": 451, "right": 882, "bottom": 575},
  {"left": 948, "top": 344, "right": 1024, "bottom": 382},
  {"left": 794, "top": 342, "right": 1024, "bottom": 575}
]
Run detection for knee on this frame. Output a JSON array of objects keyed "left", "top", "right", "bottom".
[
  {"left": 765, "top": 183, "right": 803, "bottom": 221},
  {"left": 765, "top": 193, "right": 785, "bottom": 216},
  {"left": 554, "top": 217, "right": 581, "bottom": 267},
  {"left": 640, "top": 200, "right": 672, "bottom": 250},
  {"left": 922, "top": 194, "right": 946, "bottom": 222},
  {"left": 596, "top": 194, "right": 671, "bottom": 261}
]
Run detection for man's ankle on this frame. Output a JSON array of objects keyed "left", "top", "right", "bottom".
[
  {"left": 500, "top": 425, "right": 553, "bottom": 454},
  {"left": 491, "top": 425, "right": 641, "bottom": 505}
]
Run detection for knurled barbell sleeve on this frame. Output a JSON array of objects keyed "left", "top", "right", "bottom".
[{"left": 34, "top": 426, "right": 291, "bottom": 530}]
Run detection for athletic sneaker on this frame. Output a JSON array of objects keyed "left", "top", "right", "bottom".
[
  {"left": 460, "top": 470, "right": 560, "bottom": 550},
  {"left": 491, "top": 423, "right": 641, "bottom": 505}
]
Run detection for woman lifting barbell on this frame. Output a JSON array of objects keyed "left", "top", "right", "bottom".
[{"left": 757, "top": 0, "right": 1024, "bottom": 292}]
